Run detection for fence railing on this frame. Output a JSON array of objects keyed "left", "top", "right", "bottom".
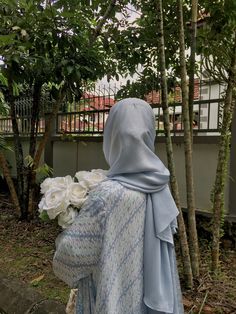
[
  {"left": 0, "top": 80, "right": 225, "bottom": 137},
  {"left": 55, "top": 99, "right": 223, "bottom": 136},
  {"left": 0, "top": 100, "right": 223, "bottom": 136},
  {"left": 0, "top": 117, "right": 46, "bottom": 135}
]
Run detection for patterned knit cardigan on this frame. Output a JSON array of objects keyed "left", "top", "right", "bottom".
[{"left": 53, "top": 180, "right": 183, "bottom": 314}]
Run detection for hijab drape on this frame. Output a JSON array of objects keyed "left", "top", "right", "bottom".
[{"left": 103, "top": 98, "right": 179, "bottom": 313}]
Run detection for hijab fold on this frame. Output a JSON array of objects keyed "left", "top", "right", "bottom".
[{"left": 103, "top": 98, "right": 179, "bottom": 313}]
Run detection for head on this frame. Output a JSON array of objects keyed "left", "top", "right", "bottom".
[{"left": 103, "top": 98, "right": 163, "bottom": 175}]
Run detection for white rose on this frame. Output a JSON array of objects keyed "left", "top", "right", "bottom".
[
  {"left": 40, "top": 177, "right": 53, "bottom": 194},
  {"left": 91, "top": 169, "right": 108, "bottom": 176},
  {"left": 40, "top": 175, "right": 73, "bottom": 194},
  {"left": 74, "top": 171, "right": 91, "bottom": 182},
  {"left": 67, "top": 182, "right": 88, "bottom": 207},
  {"left": 38, "top": 196, "right": 46, "bottom": 213},
  {"left": 75, "top": 169, "right": 107, "bottom": 190},
  {"left": 58, "top": 206, "right": 79, "bottom": 229},
  {"left": 38, "top": 187, "right": 69, "bottom": 219}
]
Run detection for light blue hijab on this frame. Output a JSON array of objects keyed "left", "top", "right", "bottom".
[{"left": 103, "top": 98, "right": 180, "bottom": 313}]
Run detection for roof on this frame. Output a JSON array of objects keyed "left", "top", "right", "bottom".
[{"left": 82, "top": 93, "right": 115, "bottom": 111}]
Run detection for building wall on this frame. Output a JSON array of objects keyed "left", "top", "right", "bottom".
[{"left": 199, "top": 82, "right": 226, "bottom": 134}]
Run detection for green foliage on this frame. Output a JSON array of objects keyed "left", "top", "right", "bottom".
[
  {"left": 107, "top": 0, "right": 235, "bottom": 88},
  {"left": 25, "top": 155, "right": 53, "bottom": 181},
  {"left": 0, "top": 135, "right": 12, "bottom": 151},
  {"left": 0, "top": 0, "right": 127, "bottom": 218},
  {"left": 39, "top": 210, "right": 50, "bottom": 222},
  {"left": 0, "top": 72, "right": 8, "bottom": 87},
  {"left": 117, "top": 75, "right": 160, "bottom": 100},
  {"left": 116, "top": 72, "right": 178, "bottom": 101},
  {"left": 0, "top": 97, "right": 9, "bottom": 116},
  {"left": 36, "top": 163, "right": 53, "bottom": 187},
  {"left": 103, "top": 0, "right": 193, "bottom": 92},
  {"left": 198, "top": 0, "right": 236, "bottom": 81},
  {"left": 0, "top": 0, "right": 125, "bottom": 99}
]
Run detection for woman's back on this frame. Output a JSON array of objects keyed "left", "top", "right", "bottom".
[
  {"left": 54, "top": 98, "right": 184, "bottom": 314},
  {"left": 95, "top": 180, "right": 147, "bottom": 314},
  {"left": 54, "top": 180, "right": 147, "bottom": 314}
]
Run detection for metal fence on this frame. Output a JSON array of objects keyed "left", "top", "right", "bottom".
[
  {"left": 0, "top": 93, "right": 50, "bottom": 135},
  {"left": 0, "top": 80, "right": 226, "bottom": 136}
]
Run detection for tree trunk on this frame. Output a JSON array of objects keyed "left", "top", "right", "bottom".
[
  {"left": 211, "top": 31, "right": 236, "bottom": 272},
  {"left": 156, "top": 0, "right": 193, "bottom": 288},
  {"left": 8, "top": 79, "right": 26, "bottom": 218},
  {"left": 27, "top": 89, "right": 65, "bottom": 217},
  {"left": 29, "top": 82, "right": 42, "bottom": 158},
  {"left": 34, "top": 90, "right": 65, "bottom": 169},
  {"left": 27, "top": 82, "right": 42, "bottom": 217},
  {"left": 0, "top": 151, "right": 21, "bottom": 217},
  {"left": 188, "top": 0, "right": 198, "bottom": 137},
  {"left": 177, "top": 0, "right": 200, "bottom": 277}
]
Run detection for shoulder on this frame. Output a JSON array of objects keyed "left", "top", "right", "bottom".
[
  {"left": 84, "top": 180, "right": 123, "bottom": 209},
  {"left": 79, "top": 180, "right": 119, "bottom": 215},
  {"left": 81, "top": 179, "right": 146, "bottom": 216},
  {"left": 91, "top": 179, "right": 146, "bottom": 206}
]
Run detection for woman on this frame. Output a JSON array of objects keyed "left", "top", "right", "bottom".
[{"left": 53, "top": 98, "right": 184, "bottom": 314}]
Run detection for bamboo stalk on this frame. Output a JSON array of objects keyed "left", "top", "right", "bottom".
[
  {"left": 211, "top": 32, "right": 236, "bottom": 271},
  {"left": 188, "top": 0, "right": 198, "bottom": 137},
  {"left": 156, "top": 0, "right": 193, "bottom": 287},
  {"left": 177, "top": 0, "right": 200, "bottom": 277}
]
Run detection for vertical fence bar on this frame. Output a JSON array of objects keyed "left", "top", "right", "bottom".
[
  {"left": 207, "top": 80, "right": 212, "bottom": 130},
  {"left": 198, "top": 102, "right": 201, "bottom": 131},
  {"left": 173, "top": 104, "right": 176, "bottom": 136}
]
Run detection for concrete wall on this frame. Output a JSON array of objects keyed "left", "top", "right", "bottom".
[
  {"left": 53, "top": 140, "right": 108, "bottom": 176},
  {"left": 4, "top": 135, "right": 232, "bottom": 216},
  {"left": 3, "top": 138, "right": 44, "bottom": 178},
  {"left": 51, "top": 136, "right": 228, "bottom": 214},
  {"left": 155, "top": 141, "right": 225, "bottom": 212}
]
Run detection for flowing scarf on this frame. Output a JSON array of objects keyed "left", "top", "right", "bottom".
[{"left": 103, "top": 98, "right": 179, "bottom": 313}]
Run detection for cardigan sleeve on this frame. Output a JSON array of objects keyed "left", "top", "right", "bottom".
[{"left": 53, "top": 195, "right": 105, "bottom": 288}]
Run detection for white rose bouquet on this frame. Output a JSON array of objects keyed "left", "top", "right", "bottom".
[
  {"left": 38, "top": 169, "right": 107, "bottom": 229},
  {"left": 39, "top": 169, "right": 107, "bottom": 314},
  {"left": 38, "top": 169, "right": 107, "bottom": 314}
]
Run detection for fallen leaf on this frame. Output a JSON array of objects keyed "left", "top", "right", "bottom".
[
  {"left": 202, "top": 305, "right": 215, "bottom": 314},
  {"left": 30, "top": 274, "right": 45, "bottom": 286},
  {"left": 183, "top": 297, "right": 193, "bottom": 308}
]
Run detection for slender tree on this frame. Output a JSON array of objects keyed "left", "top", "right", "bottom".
[
  {"left": 211, "top": 31, "right": 236, "bottom": 271},
  {"left": 188, "top": 0, "right": 198, "bottom": 136},
  {"left": 197, "top": 0, "right": 236, "bottom": 272},
  {"left": 7, "top": 78, "right": 26, "bottom": 216},
  {"left": 177, "top": 0, "right": 199, "bottom": 277},
  {"left": 156, "top": 0, "right": 193, "bottom": 287}
]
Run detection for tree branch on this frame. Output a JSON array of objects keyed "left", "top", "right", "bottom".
[{"left": 90, "top": 0, "right": 117, "bottom": 44}]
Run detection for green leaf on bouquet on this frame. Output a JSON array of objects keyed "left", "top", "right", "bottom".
[{"left": 39, "top": 211, "right": 50, "bottom": 222}]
